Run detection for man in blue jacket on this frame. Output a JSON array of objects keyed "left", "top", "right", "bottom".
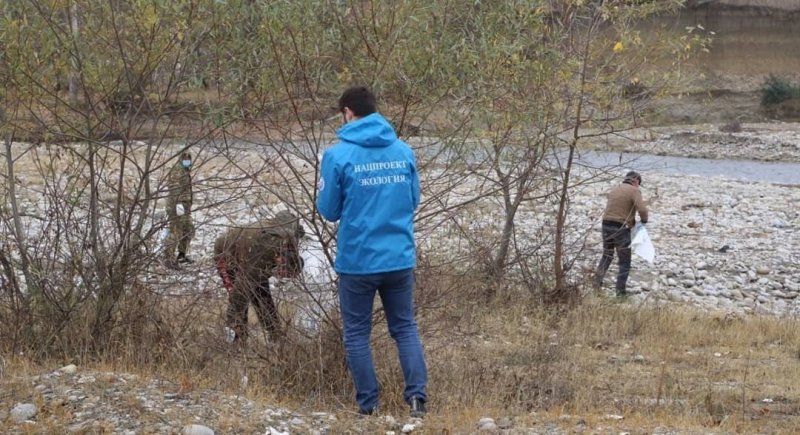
[{"left": 316, "top": 86, "right": 428, "bottom": 418}]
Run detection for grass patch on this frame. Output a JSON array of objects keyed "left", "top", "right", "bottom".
[{"left": 2, "top": 291, "right": 800, "bottom": 432}]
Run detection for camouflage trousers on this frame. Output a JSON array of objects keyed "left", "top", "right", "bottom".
[
  {"left": 164, "top": 213, "right": 194, "bottom": 260},
  {"left": 226, "top": 277, "right": 281, "bottom": 341}
]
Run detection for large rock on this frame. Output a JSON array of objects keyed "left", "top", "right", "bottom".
[
  {"left": 182, "top": 424, "right": 214, "bottom": 435},
  {"left": 11, "top": 403, "right": 37, "bottom": 422}
]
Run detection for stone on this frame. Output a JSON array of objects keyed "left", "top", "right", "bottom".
[
  {"left": 60, "top": 364, "right": 78, "bottom": 374},
  {"left": 497, "top": 416, "right": 513, "bottom": 429},
  {"left": 382, "top": 415, "right": 398, "bottom": 427},
  {"left": 11, "top": 403, "right": 38, "bottom": 422},
  {"left": 757, "top": 266, "right": 771, "bottom": 275},
  {"left": 667, "top": 291, "right": 684, "bottom": 302},
  {"left": 77, "top": 375, "right": 95, "bottom": 384},
  {"left": 771, "top": 219, "right": 788, "bottom": 228},
  {"left": 478, "top": 417, "right": 498, "bottom": 431},
  {"left": 401, "top": 423, "right": 418, "bottom": 433},
  {"left": 182, "top": 424, "right": 214, "bottom": 435}
]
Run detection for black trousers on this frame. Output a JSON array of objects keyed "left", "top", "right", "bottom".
[
  {"left": 226, "top": 274, "right": 280, "bottom": 339},
  {"left": 594, "top": 221, "right": 632, "bottom": 293}
]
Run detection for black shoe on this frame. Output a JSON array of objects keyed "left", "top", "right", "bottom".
[
  {"left": 177, "top": 253, "right": 194, "bottom": 264},
  {"left": 409, "top": 397, "right": 426, "bottom": 418},
  {"left": 358, "top": 407, "right": 376, "bottom": 416},
  {"left": 616, "top": 290, "right": 630, "bottom": 299}
]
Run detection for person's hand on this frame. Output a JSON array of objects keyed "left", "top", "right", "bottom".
[{"left": 176, "top": 203, "right": 185, "bottom": 216}]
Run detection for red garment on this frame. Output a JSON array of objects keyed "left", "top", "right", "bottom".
[{"left": 216, "top": 257, "right": 234, "bottom": 292}]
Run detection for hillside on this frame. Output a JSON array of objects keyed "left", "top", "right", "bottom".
[{"left": 648, "top": 0, "right": 800, "bottom": 124}]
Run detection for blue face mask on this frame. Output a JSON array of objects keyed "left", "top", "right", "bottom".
[{"left": 181, "top": 159, "right": 192, "bottom": 169}]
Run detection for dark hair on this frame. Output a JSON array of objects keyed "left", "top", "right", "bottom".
[
  {"left": 624, "top": 170, "right": 642, "bottom": 185},
  {"left": 338, "top": 86, "right": 377, "bottom": 117},
  {"left": 181, "top": 152, "right": 192, "bottom": 160}
]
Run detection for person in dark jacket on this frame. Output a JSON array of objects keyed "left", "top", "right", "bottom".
[
  {"left": 164, "top": 152, "right": 195, "bottom": 267},
  {"left": 594, "top": 171, "right": 649, "bottom": 296},
  {"left": 316, "top": 86, "right": 427, "bottom": 418},
  {"left": 214, "top": 211, "right": 305, "bottom": 343}
]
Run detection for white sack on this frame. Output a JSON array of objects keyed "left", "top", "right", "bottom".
[
  {"left": 156, "top": 228, "right": 169, "bottom": 253},
  {"left": 631, "top": 223, "right": 655, "bottom": 264}
]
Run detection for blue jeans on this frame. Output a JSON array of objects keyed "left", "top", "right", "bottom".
[{"left": 338, "top": 268, "right": 428, "bottom": 412}]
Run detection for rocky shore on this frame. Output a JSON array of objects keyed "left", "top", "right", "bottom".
[
  {"left": 577, "top": 170, "right": 799, "bottom": 316},
  {"left": 2, "top": 122, "right": 799, "bottom": 433},
  {"left": 569, "top": 123, "right": 800, "bottom": 314},
  {"left": 587, "top": 122, "right": 800, "bottom": 162}
]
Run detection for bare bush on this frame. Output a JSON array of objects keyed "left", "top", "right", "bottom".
[{"left": 0, "top": 0, "right": 711, "bottom": 414}]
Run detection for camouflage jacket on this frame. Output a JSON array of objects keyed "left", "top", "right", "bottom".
[
  {"left": 166, "top": 163, "right": 193, "bottom": 218},
  {"left": 213, "top": 213, "right": 304, "bottom": 283}
]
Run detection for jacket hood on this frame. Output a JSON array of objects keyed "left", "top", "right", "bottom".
[{"left": 337, "top": 113, "right": 397, "bottom": 148}]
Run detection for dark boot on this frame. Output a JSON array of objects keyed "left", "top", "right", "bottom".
[
  {"left": 177, "top": 252, "right": 194, "bottom": 264},
  {"left": 409, "top": 397, "right": 426, "bottom": 418}
]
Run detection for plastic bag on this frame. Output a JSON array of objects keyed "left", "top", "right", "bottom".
[
  {"left": 156, "top": 228, "right": 169, "bottom": 253},
  {"left": 631, "top": 223, "right": 655, "bottom": 264}
]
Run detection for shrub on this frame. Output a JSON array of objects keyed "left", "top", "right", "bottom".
[{"left": 760, "top": 74, "right": 800, "bottom": 107}]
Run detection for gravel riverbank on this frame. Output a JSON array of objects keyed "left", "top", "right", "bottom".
[
  {"left": 577, "top": 171, "right": 799, "bottom": 316},
  {"left": 586, "top": 122, "right": 800, "bottom": 163}
]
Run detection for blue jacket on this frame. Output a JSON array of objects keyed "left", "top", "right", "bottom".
[{"left": 316, "top": 113, "right": 420, "bottom": 274}]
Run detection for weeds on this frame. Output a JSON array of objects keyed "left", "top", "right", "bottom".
[
  {"left": 760, "top": 74, "right": 800, "bottom": 108},
  {"left": 3, "top": 279, "right": 800, "bottom": 432}
]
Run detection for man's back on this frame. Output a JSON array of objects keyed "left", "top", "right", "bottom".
[
  {"left": 602, "top": 182, "right": 648, "bottom": 227},
  {"left": 317, "top": 113, "right": 420, "bottom": 274},
  {"left": 214, "top": 216, "right": 302, "bottom": 280}
]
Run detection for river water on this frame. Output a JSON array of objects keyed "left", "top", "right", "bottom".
[
  {"left": 180, "top": 140, "right": 800, "bottom": 185},
  {"left": 575, "top": 151, "right": 800, "bottom": 186}
]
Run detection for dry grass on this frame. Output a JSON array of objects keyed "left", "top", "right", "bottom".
[
  {"left": 3, "top": 279, "right": 800, "bottom": 433},
  {"left": 321, "top": 284, "right": 800, "bottom": 432},
  {"left": 415, "top": 296, "right": 800, "bottom": 433}
]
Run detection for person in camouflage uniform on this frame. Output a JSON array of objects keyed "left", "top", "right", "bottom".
[
  {"left": 214, "top": 211, "right": 305, "bottom": 342},
  {"left": 164, "top": 151, "right": 195, "bottom": 267}
]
